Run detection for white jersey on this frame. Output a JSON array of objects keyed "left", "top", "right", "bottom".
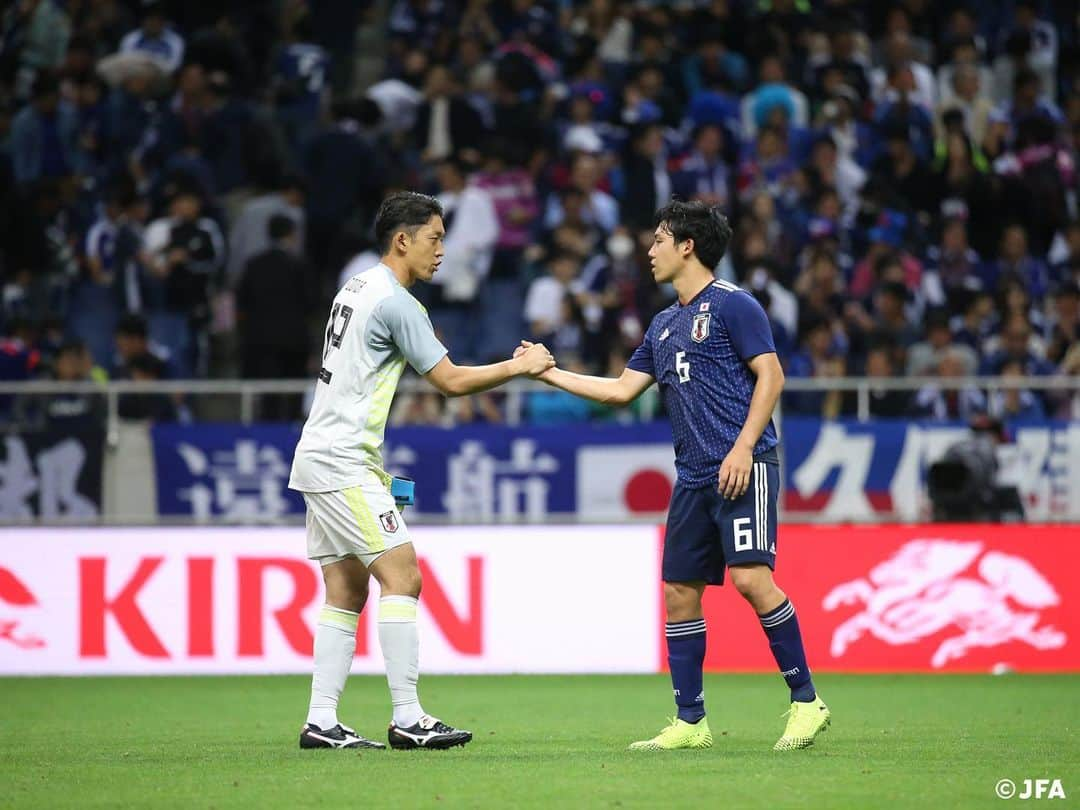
[{"left": 289, "top": 263, "right": 447, "bottom": 492}]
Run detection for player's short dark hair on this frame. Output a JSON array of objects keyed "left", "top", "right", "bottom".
[
  {"left": 653, "top": 199, "right": 733, "bottom": 269},
  {"left": 374, "top": 192, "right": 444, "bottom": 254}
]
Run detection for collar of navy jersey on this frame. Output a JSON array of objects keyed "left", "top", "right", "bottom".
[{"left": 677, "top": 280, "right": 716, "bottom": 308}]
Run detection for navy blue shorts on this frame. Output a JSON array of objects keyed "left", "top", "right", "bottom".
[{"left": 662, "top": 460, "right": 779, "bottom": 585}]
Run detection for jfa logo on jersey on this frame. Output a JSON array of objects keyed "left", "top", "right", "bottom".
[
  {"left": 379, "top": 511, "right": 400, "bottom": 533},
  {"left": 691, "top": 313, "right": 711, "bottom": 343}
]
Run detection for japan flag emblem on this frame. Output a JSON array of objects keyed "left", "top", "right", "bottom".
[{"left": 691, "top": 313, "right": 710, "bottom": 343}]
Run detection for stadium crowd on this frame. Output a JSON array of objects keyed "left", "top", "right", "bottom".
[{"left": 1, "top": 0, "right": 1079, "bottom": 425}]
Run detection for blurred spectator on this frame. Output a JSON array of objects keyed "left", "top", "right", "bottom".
[
  {"left": 744, "top": 258, "right": 797, "bottom": 351},
  {"left": 786, "top": 316, "right": 846, "bottom": 417},
  {"left": 936, "top": 63, "right": 993, "bottom": 147},
  {"left": 913, "top": 348, "right": 987, "bottom": 420},
  {"left": 861, "top": 344, "right": 912, "bottom": 418},
  {"left": 116, "top": 351, "right": 177, "bottom": 421},
  {"left": 988, "top": 358, "right": 1046, "bottom": 420},
  {"left": 425, "top": 156, "right": 498, "bottom": 363},
  {"left": 849, "top": 220, "right": 922, "bottom": 300},
  {"left": 953, "top": 289, "right": 996, "bottom": 353},
  {"left": 235, "top": 215, "right": 312, "bottom": 420},
  {"left": 1048, "top": 220, "right": 1080, "bottom": 280},
  {"left": 622, "top": 123, "right": 672, "bottom": 231},
  {"left": 980, "top": 314, "right": 1054, "bottom": 376},
  {"left": 67, "top": 179, "right": 136, "bottom": 367},
  {"left": 922, "top": 218, "right": 983, "bottom": 316},
  {"left": 981, "top": 223, "right": 1051, "bottom": 303},
  {"left": 737, "top": 124, "right": 797, "bottom": 207},
  {"left": 10, "top": 71, "right": 80, "bottom": 184},
  {"left": 1045, "top": 282, "right": 1080, "bottom": 367},
  {"left": 472, "top": 139, "right": 539, "bottom": 360},
  {"left": 871, "top": 32, "right": 935, "bottom": 113},
  {"left": 271, "top": 8, "right": 329, "bottom": 162},
  {"left": 996, "top": 0, "right": 1057, "bottom": 101},
  {"left": 816, "top": 86, "right": 875, "bottom": 169},
  {"left": 871, "top": 281, "right": 920, "bottom": 350},
  {"left": 806, "top": 134, "right": 864, "bottom": 217},
  {"left": 412, "top": 63, "right": 484, "bottom": 165},
  {"left": 43, "top": 337, "right": 104, "bottom": 426},
  {"left": 996, "top": 278, "right": 1047, "bottom": 339},
  {"left": 671, "top": 123, "right": 733, "bottom": 213},
  {"left": 0, "top": 318, "right": 40, "bottom": 384},
  {"left": 813, "top": 19, "right": 871, "bottom": 104},
  {"left": 141, "top": 181, "right": 224, "bottom": 376},
  {"left": 908, "top": 308, "right": 978, "bottom": 377},
  {"left": 227, "top": 172, "right": 306, "bottom": 285},
  {"left": 871, "top": 123, "right": 936, "bottom": 224},
  {"left": 683, "top": 30, "right": 748, "bottom": 99},
  {"left": 545, "top": 151, "right": 618, "bottom": 235},
  {"left": 3, "top": 0, "right": 71, "bottom": 99},
  {"left": 304, "top": 97, "right": 386, "bottom": 276},
  {"left": 794, "top": 249, "right": 846, "bottom": 333},
  {"left": 525, "top": 251, "right": 582, "bottom": 345},
  {"left": 741, "top": 55, "right": 808, "bottom": 139},
  {"left": 991, "top": 68, "right": 1064, "bottom": 148},
  {"left": 112, "top": 312, "right": 172, "bottom": 379},
  {"left": 119, "top": 0, "right": 185, "bottom": 75}
]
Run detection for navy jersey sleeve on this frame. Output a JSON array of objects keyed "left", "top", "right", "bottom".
[
  {"left": 626, "top": 327, "right": 655, "bottom": 377},
  {"left": 721, "top": 291, "right": 776, "bottom": 361}
]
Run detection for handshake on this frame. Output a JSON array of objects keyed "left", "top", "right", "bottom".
[{"left": 512, "top": 340, "right": 557, "bottom": 379}]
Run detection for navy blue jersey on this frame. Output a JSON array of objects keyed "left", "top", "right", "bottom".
[{"left": 628, "top": 279, "right": 779, "bottom": 488}]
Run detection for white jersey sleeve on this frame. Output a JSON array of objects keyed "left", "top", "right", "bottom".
[{"left": 370, "top": 291, "right": 447, "bottom": 374}]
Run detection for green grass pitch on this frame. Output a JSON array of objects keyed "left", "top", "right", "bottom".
[{"left": 3, "top": 674, "right": 1077, "bottom": 809}]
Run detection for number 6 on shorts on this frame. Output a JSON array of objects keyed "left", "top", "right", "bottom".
[{"left": 733, "top": 517, "right": 753, "bottom": 551}]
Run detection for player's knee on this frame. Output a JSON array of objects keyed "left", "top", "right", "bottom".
[
  {"left": 406, "top": 567, "right": 422, "bottom": 598},
  {"left": 325, "top": 579, "right": 368, "bottom": 613},
  {"left": 729, "top": 567, "right": 766, "bottom": 602},
  {"left": 350, "top": 581, "right": 370, "bottom": 612},
  {"left": 381, "top": 565, "right": 422, "bottom": 598},
  {"left": 663, "top": 582, "right": 702, "bottom": 621}
]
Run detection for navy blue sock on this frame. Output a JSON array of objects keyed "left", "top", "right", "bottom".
[
  {"left": 666, "top": 619, "right": 706, "bottom": 723},
  {"left": 759, "top": 599, "right": 816, "bottom": 703}
]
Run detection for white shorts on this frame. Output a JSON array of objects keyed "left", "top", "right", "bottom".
[{"left": 303, "top": 471, "right": 410, "bottom": 566}]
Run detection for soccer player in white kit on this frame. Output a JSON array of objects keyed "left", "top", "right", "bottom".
[{"left": 289, "top": 192, "right": 554, "bottom": 750}]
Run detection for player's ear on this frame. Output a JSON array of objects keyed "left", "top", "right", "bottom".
[
  {"left": 681, "top": 238, "right": 695, "bottom": 258},
  {"left": 395, "top": 230, "right": 409, "bottom": 253}
]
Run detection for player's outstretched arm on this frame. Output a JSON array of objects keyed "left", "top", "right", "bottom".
[
  {"left": 516, "top": 341, "right": 654, "bottom": 406},
  {"left": 424, "top": 343, "right": 554, "bottom": 397}
]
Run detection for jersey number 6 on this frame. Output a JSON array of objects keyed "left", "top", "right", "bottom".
[{"left": 675, "top": 350, "right": 691, "bottom": 383}]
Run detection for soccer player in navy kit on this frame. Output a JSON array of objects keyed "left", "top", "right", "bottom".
[{"left": 521, "top": 200, "right": 830, "bottom": 751}]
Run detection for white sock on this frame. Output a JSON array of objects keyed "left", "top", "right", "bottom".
[
  {"left": 306, "top": 605, "right": 359, "bottom": 730},
  {"left": 378, "top": 595, "right": 424, "bottom": 727}
]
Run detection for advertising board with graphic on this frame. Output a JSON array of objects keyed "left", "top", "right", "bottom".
[{"left": 1, "top": 525, "right": 1075, "bottom": 675}]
